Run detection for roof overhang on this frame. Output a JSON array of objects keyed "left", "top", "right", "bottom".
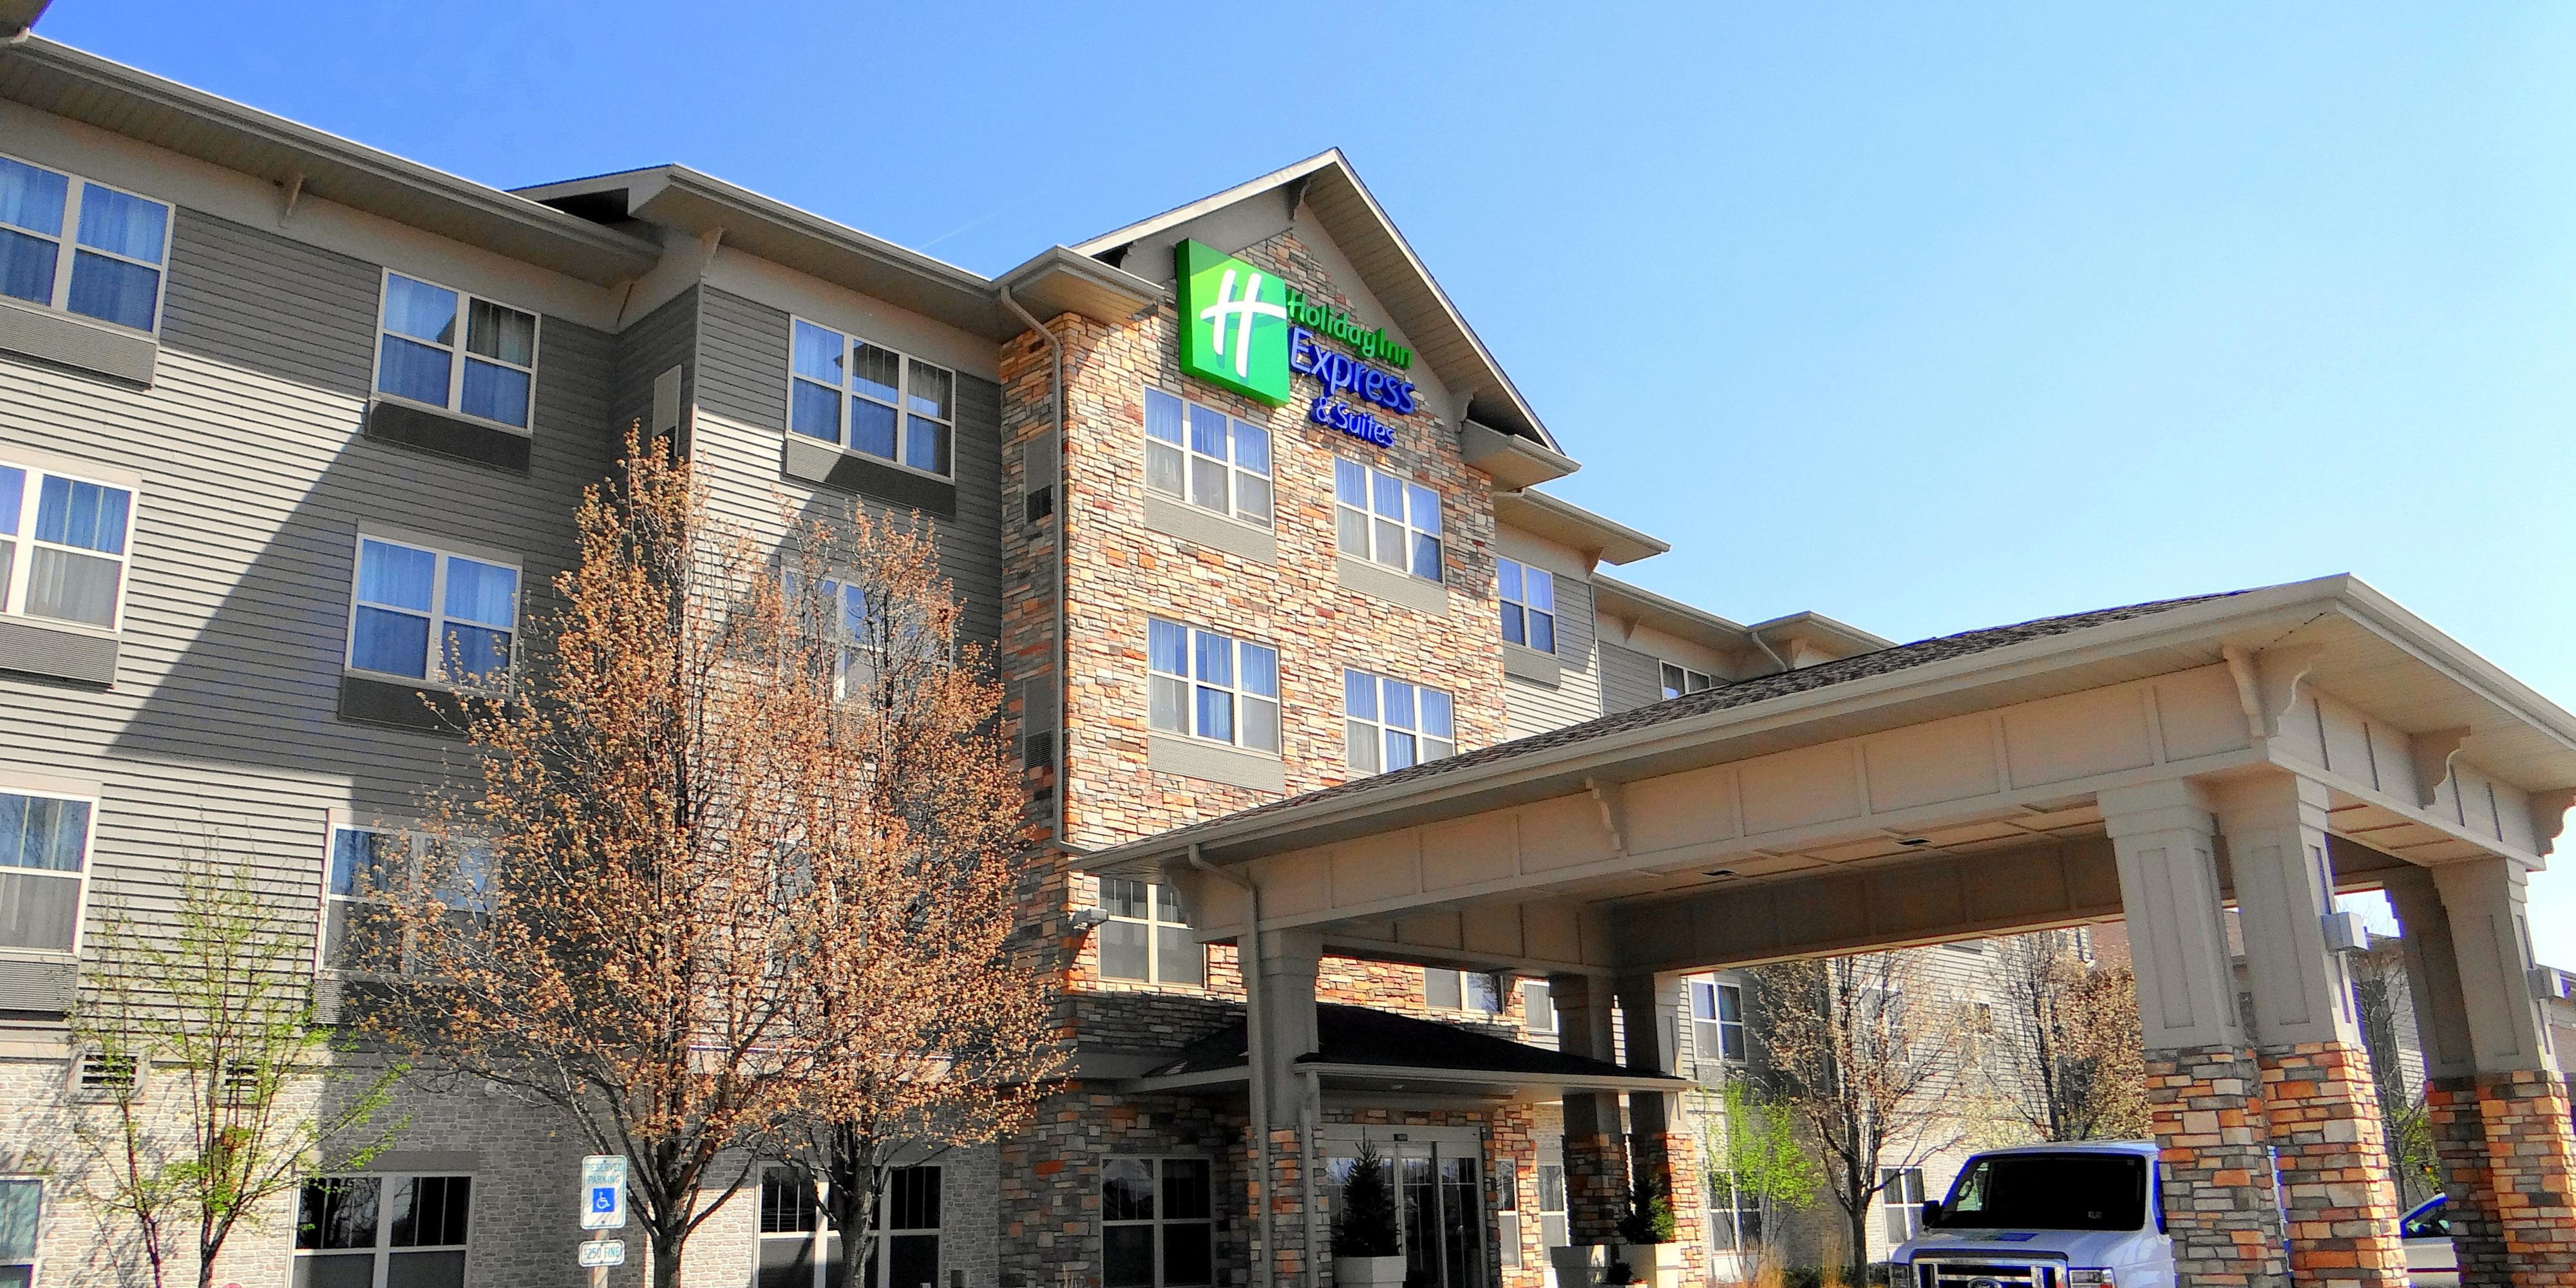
[
  {"left": 2, "top": 1, "right": 49, "bottom": 39},
  {"left": 1093, "top": 575, "right": 2576, "bottom": 873},
  {"left": 1493, "top": 489, "right": 1669, "bottom": 567},
  {"left": 0, "top": 38, "right": 659, "bottom": 287},
  {"left": 1123, "top": 1060, "right": 1686, "bottom": 1099},
  {"left": 1593, "top": 575, "right": 1752, "bottom": 648},
  {"left": 994, "top": 245, "right": 1162, "bottom": 328},
  {"left": 1462, "top": 421, "right": 1578, "bottom": 489},
  {"left": 1074, "top": 150, "right": 1564, "bottom": 455},
  {"left": 1750, "top": 611, "right": 1895, "bottom": 657}
]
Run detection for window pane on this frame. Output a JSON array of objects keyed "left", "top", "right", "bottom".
[
  {"left": 1500, "top": 602, "right": 1526, "bottom": 649},
  {"left": 1155, "top": 925, "right": 1205, "bottom": 986},
  {"left": 1661, "top": 664, "right": 1685, "bottom": 701},
  {"left": 352, "top": 607, "right": 431, "bottom": 677},
  {"left": 1155, "top": 883, "right": 1182, "bottom": 922},
  {"left": 1528, "top": 610, "right": 1554, "bottom": 654},
  {"left": 1100, "top": 920, "right": 1150, "bottom": 980},
  {"left": 357, "top": 541, "right": 435, "bottom": 611},
  {"left": 0, "top": 466, "right": 21, "bottom": 536},
  {"left": 790, "top": 379, "right": 842, "bottom": 441},
  {"left": 906, "top": 360, "right": 951, "bottom": 419},
  {"left": 0, "top": 227, "right": 57, "bottom": 307},
  {"left": 1241, "top": 697, "right": 1280, "bottom": 754},
  {"left": 1342, "top": 669, "right": 1377, "bottom": 720},
  {"left": 441, "top": 625, "right": 512, "bottom": 685},
  {"left": 1370, "top": 470, "right": 1403, "bottom": 518},
  {"left": 1231, "top": 421, "right": 1270, "bottom": 475},
  {"left": 464, "top": 299, "right": 535, "bottom": 366},
  {"left": 1425, "top": 967, "right": 1461, "bottom": 1009},
  {"left": 1144, "top": 388, "right": 1184, "bottom": 444},
  {"left": 1162, "top": 1224, "right": 1214, "bottom": 1286},
  {"left": 1161, "top": 1159, "right": 1211, "bottom": 1219},
  {"left": 1381, "top": 679, "right": 1416, "bottom": 732},
  {"left": 0, "top": 158, "right": 68, "bottom": 236},
  {"left": 851, "top": 343, "right": 902, "bottom": 404},
  {"left": 1334, "top": 457, "right": 1367, "bottom": 507},
  {"left": 75, "top": 185, "right": 167, "bottom": 262},
  {"left": 1410, "top": 533, "right": 1442, "bottom": 582},
  {"left": 1722, "top": 1023, "right": 1747, "bottom": 1061},
  {"left": 792, "top": 320, "right": 847, "bottom": 385},
  {"left": 1406, "top": 484, "right": 1439, "bottom": 536},
  {"left": 66, "top": 253, "right": 164, "bottom": 328},
  {"left": 0, "top": 1179, "right": 36, "bottom": 1260},
  {"left": 297, "top": 1177, "right": 383, "bottom": 1251},
  {"left": 1385, "top": 730, "right": 1416, "bottom": 771},
  {"left": 328, "top": 828, "right": 397, "bottom": 898},
  {"left": 386, "top": 1251, "right": 467, "bottom": 1288},
  {"left": 850, "top": 398, "right": 898, "bottom": 460},
  {"left": 1419, "top": 689, "right": 1453, "bottom": 740},
  {"left": 1525, "top": 567, "right": 1554, "bottom": 611},
  {"left": 25, "top": 547, "right": 119, "bottom": 625},
  {"left": 1187, "top": 456, "right": 1227, "bottom": 512},
  {"left": 1148, "top": 619, "right": 1188, "bottom": 675},
  {"left": 1145, "top": 441, "right": 1185, "bottom": 497},
  {"left": 1193, "top": 685, "right": 1233, "bottom": 743},
  {"left": 379, "top": 336, "right": 453, "bottom": 406},
  {"left": 1336, "top": 505, "right": 1368, "bottom": 555},
  {"left": 1717, "top": 984, "right": 1742, "bottom": 1023},
  {"left": 1103, "top": 1227, "right": 1155, "bottom": 1288},
  {"left": 1346, "top": 720, "right": 1380, "bottom": 774},
  {"left": 0, "top": 794, "right": 88, "bottom": 873},
  {"left": 33, "top": 476, "right": 128, "bottom": 554},
  {"left": 1099, "top": 876, "right": 1148, "bottom": 919},
  {"left": 905, "top": 415, "right": 950, "bottom": 476},
  {"left": 1372, "top": 518, "right": 1405, "bottom": 569},
  {"left": 1497, "top": 559, "right": 1522, "bottom": 603},
  {"left": 1148, "top": 674, "right": 1188, "bottom": 734},
  {"left": 383, "top": 275, "right": 459, "bottom": 345},
  {"left": 1465, "top": 972, "right": 1502, "bottom": 1012},
  {"left": 886, "top": 1234, "right": 938, "bottom": 1288},
  {"left": 294, "top": 1254, "right": 377, "bottom": 1288},
  {"left": 460, "top": 359, "right": 531, "bottom": 428},
  {"left": 1237, "top": 643, "right": 1277, "bottom": 699},
  {"left": 1424, "top": 737, "right": 1454, "bottom": 761},
  {"left": 443, "top": 558, "right": 516, "bottom": 628},
  {"left": 1234, "top": 473, "right": 1273, "bottom": 526},
  {"left": 1186, "top": 403, "right": 1227, "bottom": 459},
  {"left": 1102, "top": 1159, "right": 1155, "bottom": 1222},
  {"left": 1192, "top": 631, "right": 1233, "bottom": 687},
  {"left": 0, "top": 869, "right": 79, "bottom": 952}
]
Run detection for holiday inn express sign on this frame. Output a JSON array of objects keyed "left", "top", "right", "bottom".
[{"left": 1175, "top": 240, "right": 1418, "bottom": 446}]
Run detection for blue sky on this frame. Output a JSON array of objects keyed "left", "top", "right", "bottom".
[{"left": 34, "top": 3, "right": 2576, "bottom": 954}]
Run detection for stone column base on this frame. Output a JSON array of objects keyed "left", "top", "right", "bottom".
[
  {"left": 1562, "top": 1128, "right": 1630, "bottom": 1247},
  {"left": 1627, "top": 1132, "right": 1708, "bottom": 1282},
  {"left": 2427, "top": 1079, "right": 2514, "bottom": 1286},
  {"left": 2145, "top": 1045, "right": 2289, "bottom": 1288},
  {"left": 2472, "top": 1070, "right": 2576, "bottom": 1287},
  {"left": 2257, "top": 1041, "right": 2409, "bottom": 1287}
]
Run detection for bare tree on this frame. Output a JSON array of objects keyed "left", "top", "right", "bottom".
[
  {"left": 1747, "top": 952, "right": 1964, "bottom": 1277},
  {"left": 1986, "top": 931, "right": 2148, "bottom": 1142},
  {"left": 2350, "top": 941, "right": 2437, "bottom": 1204},
  {"left": 70, "top": 849, "right": 399, "bottom": 1288},
  {"left": 762, "top": 507, "right": 1058, "bottom": 1285},
  {"left": 368, "top": 431, "right": 850, "bottom": 1287}
]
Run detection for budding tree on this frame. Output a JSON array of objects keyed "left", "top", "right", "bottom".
[{"left": 1986, "top": 931, "right": 2148, "bottom": 1142}]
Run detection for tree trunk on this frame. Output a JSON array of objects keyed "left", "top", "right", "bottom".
[{"left": 652, "top": 1227, "right": 687, "bottom": 1288}]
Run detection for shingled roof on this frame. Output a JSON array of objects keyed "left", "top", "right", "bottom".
[
  {"left": 1126, "top": 589, "right": 2245, "bottom": 854},
  {"left": 1145, "top": 1003, "right": 1685, "bottom": 1084}
]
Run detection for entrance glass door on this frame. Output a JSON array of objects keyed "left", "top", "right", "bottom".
[{"left": 1390, "top": 1144, "right": 1485, "bottom": 1288}]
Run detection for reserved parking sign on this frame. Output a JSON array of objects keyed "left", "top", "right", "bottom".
[{"left": 580, "top": 1155, "right": 627, "bottom": 1231}]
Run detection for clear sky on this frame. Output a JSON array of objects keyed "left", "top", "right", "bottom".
[{"left": 32, "top": 3, "right": 2576, "bottom": 955}]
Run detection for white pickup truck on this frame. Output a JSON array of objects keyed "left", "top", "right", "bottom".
[{"left": 1891, "top": 1140, "right": 2456, "bottom": 1288}]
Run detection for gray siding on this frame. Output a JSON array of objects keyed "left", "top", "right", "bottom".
[
  {"left": 1598, "top": 640, "right": 1665, "bottom": 714},
  {"left": 692, "top": 285, "right": 1005, "bottom": 645},
  {"left": 612, "top": 285, "right": 699, "bottom": 444},
  {"left": 1502, "top": 575, "right": 1600, "bottom": 738}
]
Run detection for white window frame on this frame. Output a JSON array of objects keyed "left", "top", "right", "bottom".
[
  {"left": 1101, "top": 1156, "right": 1216, "bottom": 1288},
  {"left": 786, "top": 316, "right": 957, "bottom": 480},
  {"left": 0, "top": 784, "right": 98, "bottom": 960},
  {"left": 1660, "top": 662, "right": 1716, "bottom": 700},
  {"left": 371, "top": 270, "right": 542, "bottom": 433},
  {"left": 1705, "top": 1168, "right": 1764, "bottom": 1251},
  {"left": 1142, "top": 386, "right": 1274, "bottom": 528},
  {"left": 1880, "top": 1167, "right": 1926, "bottom": 1244},
  {"left": 316, "top": 820, "right": 489, "bottom": 978},
  {"left": 1341, "top": 668, "right": 1455, "bottom": 775},
  {"left": 1095, "top": 876, "right": 1204, "bottom": 987},
  {"left": 0, "top": 457, "right": 139, "bottom": 633},
  {"left": 1689, "top": 978, "right": 1747, "bottom": 1063},
  {"left": 343, "top": 529, "right": 523, "bottom": 694},
  {"left": 0, "top": 150, "right": 174, "bottom": 335},
  {"left": 1493, "top": 1157, "right": 1522, "bottom": 1269},
  {"left": 1424, "top": 967, "right": 1502, "bottom": 1014},
  {"left": 292, "top": 1171, "right": 475, "bottom": 1287},
  {"left": 1535, "top": 1162, "right": 1568, "bottom": 1249},
  {"left": 1333, "top": 459, "right": 1443, "bottom": 582},
  {"left": 0, "top": 1175, "right": 42, "bottom": 1284},
  {"left": 1497, "top": 557, "right": 1556, "bottom": 654},
  {"left": 1146, "top": 617, "right": 1280, "bottom": 754},
  {"left": 1520, "top": 980, "right": 1557, "bottom": 1034},
  {"left": 757, "top": 1162, "right": 942, "bottom": 1288}
]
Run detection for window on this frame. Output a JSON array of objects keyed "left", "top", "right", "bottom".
[
  {"left": 294, "top": 1174, "right": 472, "bottom": 1288},
  {"left": 1144, "top": 388, "right": 1272, "bottom": 527},
  {"left": 1660, "top": 663, "right": 1716, "bottom": 701},
  {"left": 784, "top": 571, "right": 880, "bottom": 703},
  {"left": 1424, "top": 968, "right": 1501, "bottom": 1014},
  {"left": 788, "top": 318, "right": 954, "bottom": 478},
  {"left": 1334, "top": 459, "right": 1442, "bottom": 582},
  {"left": 1520, "top": 980, "right": 1557, "bottom": 1034},
  {"left": 0, "top": 1177, "right": 39, "bottom": 1287},
  {"left": 376, "top": 272, "right": 539, "bottom": 430},
  {"left": 1880, "top": 1168, "right": 1926, "bottom": 1244},
  {"left": 1497, "top": 558, "right": 1555, "bottom": 654},
  {"left": 0, "top": 153, "right": 170, "bottom": 332},
  {"left": 1148, "top": 618, "right": 1278, "bottom": 753},
  {"left": 0, "top": 462, "right": 135, "bottom": 630},
  {"left": 321, "top": 825, "right": 491, "bottom": 976},
  {"left": 1342, "top": 670, "right": 1454, "bottom": 775},
  {"left": 1097, "top": 877, "right": 1203, "bottom": 987},
  {"left": 758, "top": 1163, "right": 942, "bottom": 1288},
  {"left": 346, "top": 536, "right": 520, "bottom": 691},
  {"left": 1103, "top": 1157, "right": 1213, "bottom": 1288},
  {"left": 1493, "top": 1159, "right": 1520, "bottom": 1269},
  {"left": 0, "top": 789, "right": 91, "bottom": 955},
  {"left": 1706, "top": 1169, "right": 1763, "bottom": 1251},
  {"left": 1535, "top": 1164, "right": 1567, "bottom": 1249},
  {"left": 1690, "top": 980, "right": 1747, "bottom": 1062}
]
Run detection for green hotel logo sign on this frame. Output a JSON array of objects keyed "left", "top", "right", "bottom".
[{"left": 1175, "top": 240, "right": 1292, "bottom": 404}]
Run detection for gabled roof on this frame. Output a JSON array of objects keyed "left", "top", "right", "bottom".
[{"left": 1074, "top": 150, "right": 1563, "bottom": 454}]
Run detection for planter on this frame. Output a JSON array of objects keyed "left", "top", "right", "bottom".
[
  {"left": 1548, "top": 1244, "right": 1608, "bottom": 1288},
  {"left": 1334, "top": 1255, "right": 1408, "bottom": 1288},
  {"left": 1608, "top": 1242, "right": 1685, "bottom": 1288}
]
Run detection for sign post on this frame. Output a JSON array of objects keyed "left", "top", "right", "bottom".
[{"left": 580, "top": 1154, "right": 628, "bottom": 1286}]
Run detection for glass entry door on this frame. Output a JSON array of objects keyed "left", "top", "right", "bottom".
[{"left": 1375, "top": 1142, "right": 1487, "bottom": 1288}]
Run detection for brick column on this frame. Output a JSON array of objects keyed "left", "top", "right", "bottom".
[
  {"left": 2425, "top": 1081, "right": 2514, "bottom": 1285},
  {"left": 1255, "top": 1126, "right": 1314, "bottom": 1288},
  {"left": 2389, "top": 873, "right": 2514, "bottom": 1283},
  {"left": 1550, "top": 974, "right": 1629, "bottom": 1246},
  {"left": 2470, "top": 1070, "right": 2576, "bottom": 1283},
  {"left": 2103, "top": 782, "right": 2290, "bottom": 1287},
  {"left": 1615, "top": 973, "right": 1704, "bottom": 1280},
  {"left": 2218, "top": 773, "right": 2408, "bottom": 1285}
]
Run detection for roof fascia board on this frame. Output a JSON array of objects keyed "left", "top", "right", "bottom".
[
  {"left": 1593, "top": 575, "right": 1752, "bottom": 643},
  {"left": 2329, "top": 579, "right": 2576, "bottom": 754},
  {"left": 5, "top": 38, "right": 659, "bottom": 285},
  {"left": 1071, "top": 152, "right": 1346, "bottom": 256},
  {"left": 1494, "top": 489, "right": 1669, "bottom": 566},
  {"left": 993, "top": 245, "right": 1164, "bottom": 326},
  {"left": 1295, "top": 1063, "right": 1688, "bottom": 1092}
]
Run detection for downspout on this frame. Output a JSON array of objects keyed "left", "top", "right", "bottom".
[
  {"left": 998, "top": 286, "right": 1070, "bottom": 849},
  {"left": 1300, "top": 1082, "right": 1323, "bottom": 1288},
  {"left": 1191, "top": 844, "right": 1272, "bottom": 1288},
  {"left": 1747, "top": 625, "right": 1790, "bottom": 677}
]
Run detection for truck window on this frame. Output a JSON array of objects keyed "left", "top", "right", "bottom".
[{"left": 1926, "top": 1153, "right": 2148, "bottom": 1232}]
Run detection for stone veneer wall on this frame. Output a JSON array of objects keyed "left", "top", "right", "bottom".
[
  {"left": 2143, "top": 1045, "right": 2290, "bottom": 1288},
  {"left": 2255, "top": 1041, "right": 2408, "bottom": 1287}
]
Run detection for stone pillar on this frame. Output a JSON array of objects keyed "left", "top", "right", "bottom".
[
  {"left": 1549, "top": 974, "right": 1629, "bottom": 1247},
  {"left": 2386, "top": 872, "right": 2514, "bottom": 1285},
  {"left": 2217, "top": 773, "right": 2409, "bottom": 1287},
  {"left": 1614, "top": 974, "right": 1706, "bottom": 1280},
  {"left": 2432, "top": 856, "right": 2576, "bottom": 1285},
  {"left": 2101, "top": 781, "right": 2289, "bottom": 1288},
  {"left": 1251, "top": 931, "right": 1323, "bottom": 1288}
]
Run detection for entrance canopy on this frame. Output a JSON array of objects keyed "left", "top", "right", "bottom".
[
  {"left": 1092, "top": 576, "right": 2576, "bottom": 980},
  {"left": 1126, "top": 1003, "right": 1687, "bottom": 1104}
]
